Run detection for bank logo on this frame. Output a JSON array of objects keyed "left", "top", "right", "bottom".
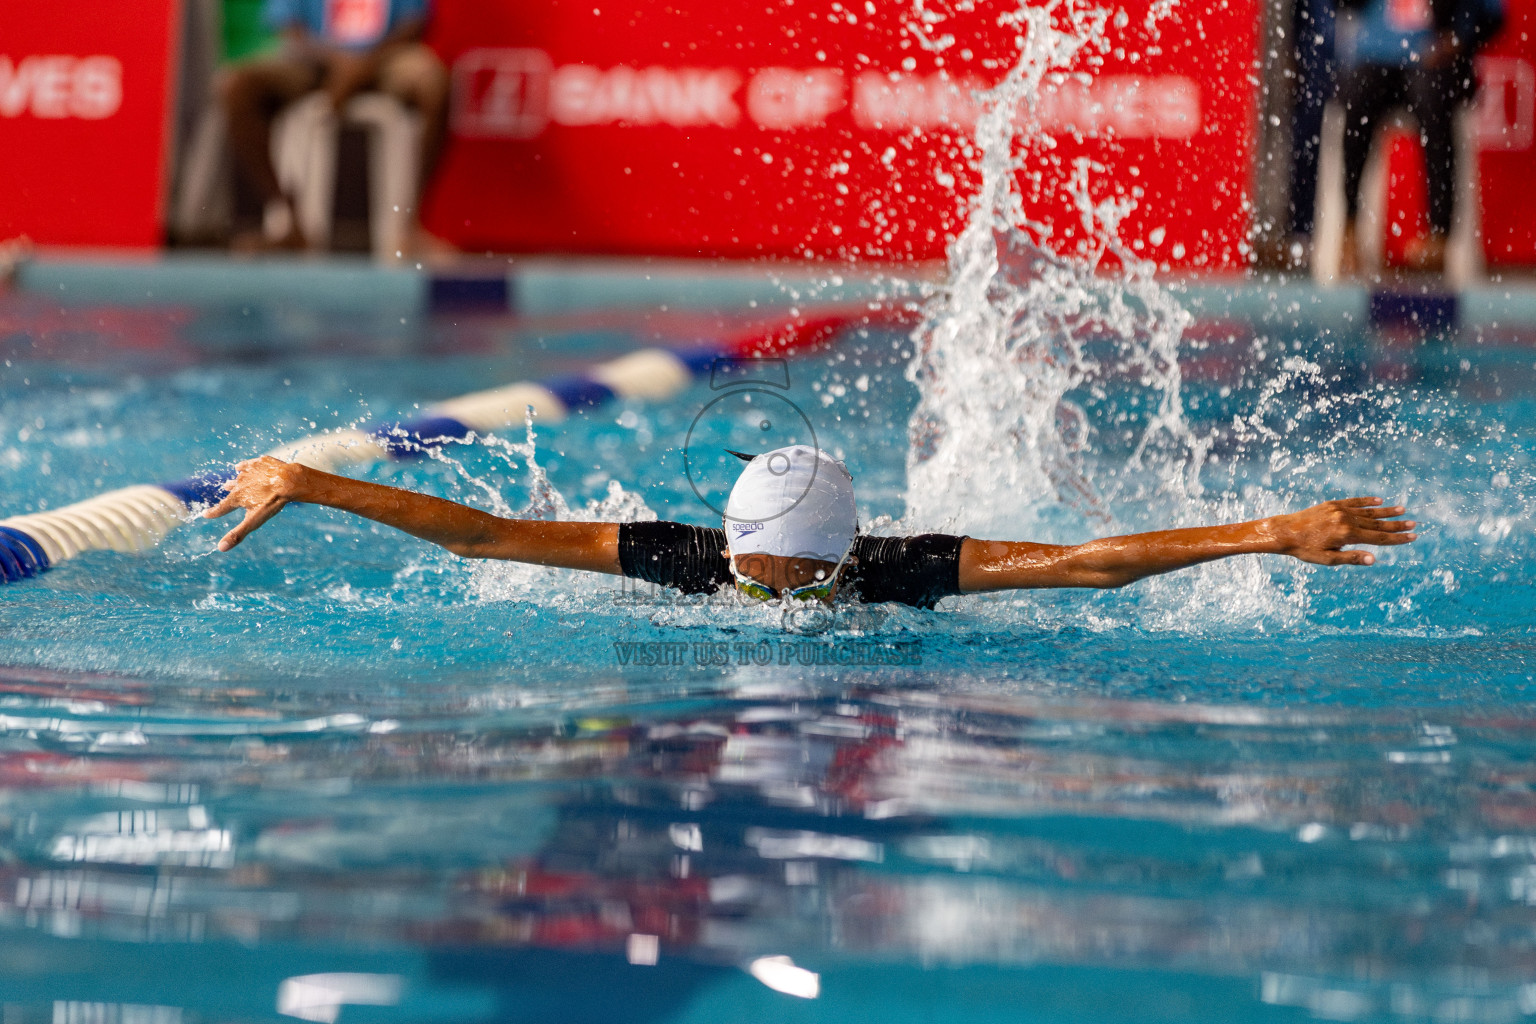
[
  {"left": 450, "top": 48, "right": 1210, "bottom": 143},
  {"left": 1477, "top": 57, "right": 1535, "bottom": 152},
  {"left": 452, "top": 48, "right": 743, "bottom": 139},
  {"left": 452, "top": 48, "right": 554, "bottom": 139}
]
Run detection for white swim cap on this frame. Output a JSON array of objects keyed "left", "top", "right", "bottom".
[{"left": 724, "top": 445, "right": 856, "bottom": 562}]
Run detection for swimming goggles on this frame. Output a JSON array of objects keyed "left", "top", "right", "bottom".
[{"left": 730, "top": 546, "right": 853, "bottom": 603}]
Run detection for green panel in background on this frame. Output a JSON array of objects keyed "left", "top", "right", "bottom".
[{"left": 222, "top": 0, "right": 278, "bottom": 61}]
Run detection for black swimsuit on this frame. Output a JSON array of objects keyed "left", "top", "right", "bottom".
[{"left": 617, "top": 521, "right": 966, "bottom": 609}]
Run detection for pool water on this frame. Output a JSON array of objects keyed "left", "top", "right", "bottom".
[{"left": 0, "top": 261, "right": 1534, "bottom": 1023}]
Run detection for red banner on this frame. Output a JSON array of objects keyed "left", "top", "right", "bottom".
[
  {"left": 1476, "top": 0, "right": 1536, "bottom": 266},
  {"left": 0, "top": 0, "right": 181, "bottom": 248},
  {"left": 423, "top": 0, "right": 1260, "bottom": 269},
  {"left": 1379, "top": 0, "right": 1536, "bottom": 268}
]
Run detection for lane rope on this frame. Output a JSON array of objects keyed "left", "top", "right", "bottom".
[{"left": 0, "top": 306, "right": 910, "bottom": 583}]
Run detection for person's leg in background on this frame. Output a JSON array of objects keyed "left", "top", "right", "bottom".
[
  {"left": 1339, "top": 63, "right": 1401, "bottom": 276},
  {"left": 1405, "top": 64, "right": 1459, "bottom": 273},
  {"left": 376, "top": 42, "right": 452, "bottom": 255},
  {"left": 218, "top": 55, "right": 322, "bottom": 248},
  {"left": 1286, "top": 0, "right": 1337, "bottom": 269}
]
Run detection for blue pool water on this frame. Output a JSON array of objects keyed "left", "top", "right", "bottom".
[{"left": 0, "top": 263, "right": 1534, "bottom": 1022}]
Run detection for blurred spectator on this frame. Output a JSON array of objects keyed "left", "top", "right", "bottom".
[
  {"left": 0, "top": 238, "right": 31, "bottom": 293},
  {"left": 1335, "top": 0, "right": 1504, "bottom": 276},
  {"left": 219, "top": 0, "right": 448, "bottom": 252},
  {"left": 1283, "top": 0, "right": 1338, "bottom": 271}
]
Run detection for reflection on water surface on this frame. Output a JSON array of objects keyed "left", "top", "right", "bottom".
[{"left": 3, "top": 668, "right": 1536, "bottom": 1023}]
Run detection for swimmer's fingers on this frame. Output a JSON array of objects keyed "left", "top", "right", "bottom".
[
  {"left": 1351, "top": 521, "right": 1419, "bottom": 537},
  {"left": 204, "top": 457, "right": 292, "bottom": 520},
  {"left": 1293, "top": 520, "right": 1418, "bottom": 569},
  {"left": 1337, "top": 498, "right": 1418, "bottom": 548},
  {"left": 1356, "top": 531, "right": 1418, "bottom": 546},
  {"left": 1276, "top": 500, "right": 1420, "bottom": 567},
  {"left": 1345, "top": 510, "right": 1418, "bottom": 545},
  {"left": 217, "top": 498, "right": 288, "bottom": 552},
  {"left": 1354, "top": 503, "right": 1408, "bottom": 519},
  {"left": 1295, "top": 548, "right": 1379, "bottom": 567},
  {"left": 1336, "top": 498, "right": 1415, "bottom": 524},
  {"left": 204, "top": 492, "right": 242, "bottom": 520}
]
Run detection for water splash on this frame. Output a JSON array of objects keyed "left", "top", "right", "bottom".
[
  {"left": 903, "top": 1, "right": 1197, "bottom": 541},
  {"left": 896, "top": 0, "right": 1341, "bottom": 629},
  {"left": 897, "top": 6, "right": 1523, "bottom": 632},
  {"left": 465, "top": 412, "right": 657, "bottom": 604}
]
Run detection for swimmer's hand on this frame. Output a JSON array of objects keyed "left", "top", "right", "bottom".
[
  {"left": 1265, "top": 497, "right": 1417, "bottom": 567},
  {"left": 958, "top": 496, "right": 1417, "bottom": 592},
  {"left": 205, "top": 456, "right": 302, "bottom": 551}
]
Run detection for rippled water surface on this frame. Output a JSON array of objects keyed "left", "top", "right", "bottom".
[{"left": 0, "top": 282, "right": 1533, "bottom": 1022}]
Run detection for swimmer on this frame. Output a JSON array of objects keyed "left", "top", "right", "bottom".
[{"left": 207, "top": 445, "right": 1418, "bottom": 609}]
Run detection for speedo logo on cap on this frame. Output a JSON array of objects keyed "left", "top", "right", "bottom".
[{"left": 731, "top": 522, "right": 764, "bottom": 535}]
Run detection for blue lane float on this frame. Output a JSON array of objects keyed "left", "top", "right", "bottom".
[{"left": 0, "top": 308, "right": 893, "bottom": 583}]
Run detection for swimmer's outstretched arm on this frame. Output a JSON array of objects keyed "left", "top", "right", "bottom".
[
  {"left": 205, "top": 457, "right": 622, "bottom": 573},
  {"left": 957, "top": 498, "right": 1417, "bottom": 592}
]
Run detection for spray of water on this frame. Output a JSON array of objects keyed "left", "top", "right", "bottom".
[
  {"left": 446, "top": 4, "right": 1305, "bottom": 629},
  {"left": 898, "top": 0, "right": 1324, "bottom": 627},
  {"left": 455, "top": 2, "right": 1462, "bottom": 634},
  {"left": 461, "top": 411, "right": 657, "bottom": 604},
  {"left": 905, "top": 1, "right": 1189, "bottom": 531}
]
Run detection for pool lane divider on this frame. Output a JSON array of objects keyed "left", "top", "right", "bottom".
[
  {"left": 27, "top": 259, "right": 1536, "bottom": 329},
  {"left": 0, "top": 305, "right": 912, "bottom": 583}
]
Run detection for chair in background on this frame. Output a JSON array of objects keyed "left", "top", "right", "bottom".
[
  {"left": 1312, "top": 102, "right": 1485, "bottom": 286},
  {"left": 173, "top": 91, "right": 421, "bottom": 262},
  {"left": 285, "top": 92, "right": 422, "bottom": 262}
]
